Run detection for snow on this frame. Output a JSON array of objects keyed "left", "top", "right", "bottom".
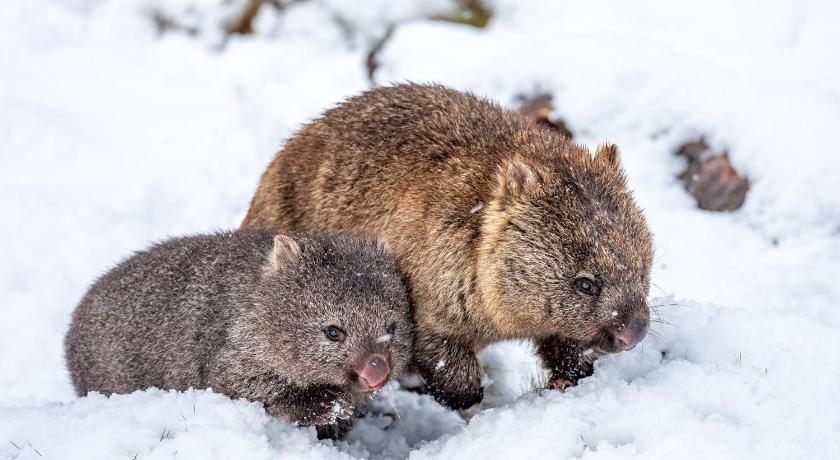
[
  {"left": 2, "top": 389, "right": 353, "bottom": 460},
  {"left": 1, "top": 0, "right": 839, "bottom": 458},
  {"left": 374, "top": 333, "right": 393, "bottom": 344}
]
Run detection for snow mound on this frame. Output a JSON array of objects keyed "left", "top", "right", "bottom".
[{"left": 1, "top": 389, "right": 352, "bottom": 460}]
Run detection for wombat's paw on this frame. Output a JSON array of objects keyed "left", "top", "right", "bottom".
[
  {"left": 547, "top": 376, "right": 576, "bottom": 391},
  {"left": 429, "top": 384, "right": 484, "bottom": 410},
  {"left": 315, "top": 417, "right": 355, "bottom": 440},
  {"left": 310, "top": 389, "right": 355, "bottom": 425}
]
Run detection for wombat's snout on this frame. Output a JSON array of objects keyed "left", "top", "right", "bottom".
[
  {"left": 357, "top": 353, "right": 390, "bottom": 391},
  {"left": 612, "top": 315, "right": 649, "bottom": 351}
]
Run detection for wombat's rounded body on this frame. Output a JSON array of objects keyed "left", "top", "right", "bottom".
[
  {"left": 65, "top": 230, "right": 411, "bottom": 438},
  {"left": 242, "top": 84, "right": 654, "bottom": 408}
]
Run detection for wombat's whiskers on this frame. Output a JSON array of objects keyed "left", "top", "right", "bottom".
[
  {"left": 645, "top": 329, "right": 664, "bottom": 343},
  {"left": 651, "top": 281, "right": 669, "bottom": 297}
]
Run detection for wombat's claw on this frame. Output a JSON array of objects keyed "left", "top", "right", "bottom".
[{"left": 549, "top": 377, "right": 575, "bottom": 391}]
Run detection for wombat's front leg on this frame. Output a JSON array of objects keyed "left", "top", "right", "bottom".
[
  {"left": 263, "top": 385, "right": 355, "bottom": 429},
  {"left": 315, "top": 417, "right": 356, "bottom": 440},
  {"left": 414, "top": 332, "right": 484, "bottom": 410},
  {"left": 536, "top": 335, "right": 594, "bottom": 390}
]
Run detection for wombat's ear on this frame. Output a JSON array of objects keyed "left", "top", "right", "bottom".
[
  {"left": 595, "top": 143, "right": 621, "bottom": 168},
  {"left": 498, "top": 158, "right": 545, "bottom": 198},
  {"left": 268, "top": 233, "right": 301, "bottom": 272}
]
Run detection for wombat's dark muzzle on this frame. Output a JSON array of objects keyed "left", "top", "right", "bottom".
[
  {"left": 357, "top": 353, "right": 390, "bottom": 391},
  {"left": 612, "top": 315, "right": 648, "bottom": 351}
]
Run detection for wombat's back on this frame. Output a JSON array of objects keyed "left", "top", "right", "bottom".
[
  {"left": 242, "top": 84, "right": 526, "bottom": 234},
  {"left": 65, "top": 231, "right": 271, "bottom": 396}
]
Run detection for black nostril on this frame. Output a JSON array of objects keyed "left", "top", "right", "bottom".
[{"left": 613, "top": 335, "right": 629, "bottom": 350}]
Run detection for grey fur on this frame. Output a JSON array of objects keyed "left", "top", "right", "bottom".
[{"left": 64, "top": 229, "right": 412, "bottom": 439}]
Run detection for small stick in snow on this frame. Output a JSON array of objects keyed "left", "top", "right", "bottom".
[
  {"left": 27, "top": 443, "right": 42, "bottom": 456},
  {"left": 380, "top": 390, "right": 404, "bottom": 432}
]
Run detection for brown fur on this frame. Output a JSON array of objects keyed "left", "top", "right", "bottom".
[{"left": 242, "top": 83, "right": 654, "bottom": 409}]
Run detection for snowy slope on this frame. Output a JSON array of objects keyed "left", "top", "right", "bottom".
[{"left": 1, "top": 0, "right": 839, "bottom": 459}]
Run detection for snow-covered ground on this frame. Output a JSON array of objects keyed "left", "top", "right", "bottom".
[{"left": 2, "top": 0, "right": 839, "bottom": 458}]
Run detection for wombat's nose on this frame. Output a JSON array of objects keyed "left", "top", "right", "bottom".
[
  {"left": 358, "top": 354, "right": 390, "bottom": 390},
  {"left": 613, "top": 316, "right": 649, "bottom": 351}
]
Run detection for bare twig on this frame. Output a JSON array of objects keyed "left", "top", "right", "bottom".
[{"left": 366, "top": 24, "right": 395, "bottom": 86}]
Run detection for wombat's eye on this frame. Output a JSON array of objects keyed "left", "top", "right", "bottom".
[
  {"left": 387, "top": 323, "right": 397, "bottom": 335},
  {"left": 324, "top": 326, "right": 346, "bottom": 342},
  {"left": 575, "top": 277, "right": 596, "bottom": 295}
]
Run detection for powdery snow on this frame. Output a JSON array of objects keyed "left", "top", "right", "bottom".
[{"left": 1, "top": 0, "right": 839, "bottom": 459}]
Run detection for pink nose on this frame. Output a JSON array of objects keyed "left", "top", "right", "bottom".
[
  {"left": 358, "top": 354, "right": 390, "bottom": 390},
  {"left": 613, "top": 316, "right": 649, "bottom": 351}
]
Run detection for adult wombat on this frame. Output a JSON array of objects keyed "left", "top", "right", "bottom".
[
  {"left": 242, "top": 84, "right": 653, "bottom": 409},
  {"left": 65, "top": 230, "right": 412, "bottom": 439}
]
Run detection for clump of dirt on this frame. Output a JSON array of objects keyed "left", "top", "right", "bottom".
[
  {"left": 676, "top": 138, "right": 749, "bottom": 212},
  {"left": 516, "top": 92, "right": 574, "bottom": 139}
]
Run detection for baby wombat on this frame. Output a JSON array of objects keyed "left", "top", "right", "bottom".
[
  {"left": 65, "top": 230, "right": 411, "bottom": 439},
  {"left": 242, "top": 83, "right": 654, "bottom": 409}
]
